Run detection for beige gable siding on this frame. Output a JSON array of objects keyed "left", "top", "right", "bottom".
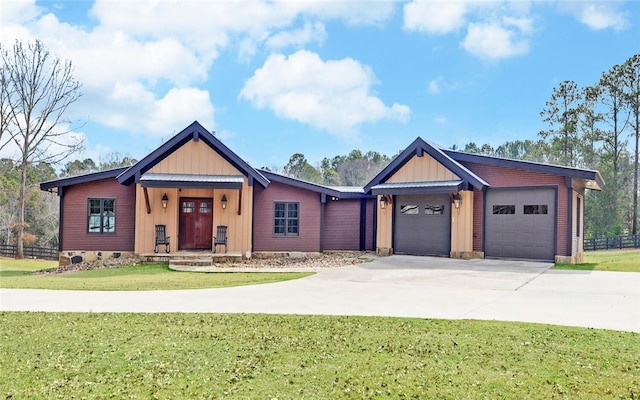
[
  {"left": 149, "top": 139, "right": 239, "bottom": 175},
  {"left": 387, "top": 154, "right": 459, "bottom": 183}
]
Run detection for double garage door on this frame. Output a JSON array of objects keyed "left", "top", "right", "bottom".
[
  {"left": 485, "top": 188, "right": 556, "bottom": 261},
  {"left": 394, "top": 194, "right": 450, "bottom": 256}
]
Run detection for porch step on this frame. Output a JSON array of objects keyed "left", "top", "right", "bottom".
[
  {"left": 141, "top": 252, "right": 243, "bottom": 266},
  {"left": 170, "top": 258, "right": 213, "bottom": 267}
]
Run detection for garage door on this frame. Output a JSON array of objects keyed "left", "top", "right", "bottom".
[
  {"left": 485, "top": 188, "right": 555, "bottom": 260},
  {"left": 394, "top": 194, "right": 450, "bottom": 256}
]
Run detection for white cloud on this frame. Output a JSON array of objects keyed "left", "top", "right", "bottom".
[
  {"left": 428, "top": 76, "right": 444, "bottom": 94},
  {"left": 575, "top": 3, "right": 629, "bottom": 31},
  {"left": 403, "top": 1, "right": 468, "bottom": 34},
  {"left": 461, "top": 20, "right": 530, "bottom": 60},
  {"left": 239, "top": 50, "right": 410, "bottom": 138},
  {"left": 434, "top": 115, "right": 448, "bottom": 124},
  {"left": 267, "top": 22, "right": 327, "bottom": 50}
]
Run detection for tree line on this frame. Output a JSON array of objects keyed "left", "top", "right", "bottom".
[{"left": 1, "top": 38, "right": 637, "bottom": 254}]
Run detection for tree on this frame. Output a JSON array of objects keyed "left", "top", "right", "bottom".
[
  {"left": 540, "top": 80, "right": 583, "bottom": 166},
  {"left": 621, "top": 54, "right": 640, "bottom": 234},
  {"left": 1, "top": 39, "right": 83, "bottom": 258},
  {"left": 284, "top": 153, "right": 322, "bottom": 183}
]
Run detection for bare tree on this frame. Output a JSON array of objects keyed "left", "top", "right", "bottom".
[{"left": 1, "top": 39, "right": 83, "bottom": 258}]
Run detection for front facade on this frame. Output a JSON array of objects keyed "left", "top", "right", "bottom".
[{"left": 41, "top": 121, "right": 603, "bottom": 265}]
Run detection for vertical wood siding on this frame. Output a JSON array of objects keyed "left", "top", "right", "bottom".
[
  {"left": 388, "top": 154, "right": 459, "bottom": 183},
  {"left": 324, "top": 199, "right": 361, "bottom": 250},
  {"left": 62, "top": 178, "right": 135, "bottom": 251},
  {"left": 253, "top": 182, "right": 321, "bottom": 252},
  {"left": 461, "top": 161, "right": 569, "bottom": 256}
]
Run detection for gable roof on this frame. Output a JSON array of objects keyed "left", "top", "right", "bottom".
[
  {"left": 364, "top": 137, "right": 489, "bottom": 193},
  {"left": 40, "top": 167, "right": 129, "bottom": 194},
  {"left": 117, "top": 121, "right": 269, "bottom": 187},
  {"left": 443, "top": 149, "right": 605, "bottom": 190},
  {"left": 259, "top": 169, "right": 365, "bottom": 199}
]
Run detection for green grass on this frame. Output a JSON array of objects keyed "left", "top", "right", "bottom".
[
  {"left": 1, "top": 313, "right": 637, "bottom": 399},
  {"left": 555, "top": 249, "right": 640, "bottom": 272},
  {"left": 0, "top": 258, "right": 313, "bottom": 290}
]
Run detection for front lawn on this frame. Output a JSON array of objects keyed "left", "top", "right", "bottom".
[
  {"left": 0, "top": 258, "right": 313, "bottom": 290},
  {"left": 555, "top": 249, "right": 640, "bottom": 272},
  {"left": 1, "top": 312, "right": 637, "bottom": 399}
]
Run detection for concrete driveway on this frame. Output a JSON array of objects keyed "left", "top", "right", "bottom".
[{"left": 1, "top": 255, "right": 638, "bottom": 332}]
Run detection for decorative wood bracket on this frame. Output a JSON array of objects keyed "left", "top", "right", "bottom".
[{"left": 143, "top": 187, "right": 151, "bottom": 214}]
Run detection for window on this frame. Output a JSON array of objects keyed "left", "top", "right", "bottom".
[
  {"left": 425, "top": 205, "right": 445, "bottom": 215},
  {"left": 88, "top": 198, "right": 115, "bottom": 233},
  {"left": 524, "top": 205, "right": 548, "bottom": 215},
  {"left": 400, "top": 205, "right": 419, "bottom": 215},
  {"left": 274, "top": 202, "right": 299, "bottom": 236},
  {"left": 493, "top": 205, "right": 515, "bottom": 215},
  {"left": 199, "top": 201, "right": 212, "bottom": 214},
  {"left": 182, "top": 201, "right": 195, "bottom": 213}
]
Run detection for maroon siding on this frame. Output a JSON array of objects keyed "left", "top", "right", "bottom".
[
  {"left": 253, "top": 182, "right": 321, "bottom": 252},
  {"left": 462, "top": 161, "right": 569, "bottom": 256},
  {"left": 324, "top": 199, "right": 361, "bottom": 250},
  {"left": 61, "top": 178, "right": 136, "bottom": 251}
]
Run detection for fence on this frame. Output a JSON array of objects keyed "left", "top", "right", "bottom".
[
  {"left": 0, "top": 244, "right": 58, "bottom": 260},
  {"left": 583, "top": 234, "right": 639, "bottom": 251}
]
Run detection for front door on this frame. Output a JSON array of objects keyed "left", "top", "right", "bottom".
[{"left": 179, "top": 197, "right": 213, "bottom": 250}]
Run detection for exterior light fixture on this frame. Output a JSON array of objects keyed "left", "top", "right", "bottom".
[
  {"left": 221, "top": 194, "right": 227, "bottom": 210},
  {"left": 161, "top": 193, "right": 168, "bottom": 209},
  {"left": 380, "top": 195, "right": 388, "bottom": 210},
  {"left": 453, "top": 193, "right": 462, "bottom": 210}
]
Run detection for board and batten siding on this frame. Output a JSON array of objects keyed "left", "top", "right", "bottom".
[
  {"left": 253, "top": 182, "right": 321, "bottom": 252},
  {"left": 61, "top": 178, "right": 135, "bottom": 251},
  {"left": 387, "top": 153, "right": 459, "bottom": 183},
  {"left": 460, "top": 161, "right": 568, "bottom": 257}
]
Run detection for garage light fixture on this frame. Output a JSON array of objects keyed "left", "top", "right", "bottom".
[
  {"left": 380, "top": 195, "right": 389, "bottom": 210},
  {"left": 453, "top": 193, "right": 462, "bottom": 210}
]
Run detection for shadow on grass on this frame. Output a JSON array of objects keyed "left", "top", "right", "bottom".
[{"left": 554, "top": 263, "right": 597, "bottom": 271}]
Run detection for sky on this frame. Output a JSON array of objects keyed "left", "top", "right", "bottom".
[{"left": 1, "top": 0, "right": 639, "bottom": 170}]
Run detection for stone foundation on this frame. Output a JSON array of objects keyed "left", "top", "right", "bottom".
[
  {"left": 59, "top": 251, "right": 135, "bottom": 267},
  {"left": 450, "top": 251, "right": 484, "bottom": 260},
  {"left": 555, "top": 252, "right": 584, "bottom": 265},
  {"left": 376, "top": 247, "right": 393, "bottom": 257}
]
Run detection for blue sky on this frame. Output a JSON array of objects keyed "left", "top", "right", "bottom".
[{"left": 2, "top": 1, "right": 639, "bottom": 170}]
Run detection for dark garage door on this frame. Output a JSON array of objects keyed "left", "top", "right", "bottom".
[
  {"left": 394, "top": 194, "right": 450, "bottom": 256},
  {"left": 485, "top": 188, "right": 555, "bottom": 260}
]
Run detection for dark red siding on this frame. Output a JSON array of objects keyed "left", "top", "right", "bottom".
[
  {"left": 462, "top": 161, "right": 568, "bottom": 256},
  {"left": 324, "top": 199, "right": 360, "bottom": 250},
  {"left": 61, "top": 178, "right": 136, "bottom": 251},
  {"left": 253, "top": 182, "right": 321, "bottom": 252}
]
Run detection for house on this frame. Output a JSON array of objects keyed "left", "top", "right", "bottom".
[{"left": 40, "top": 121, "right": 603, "bottom": 265}]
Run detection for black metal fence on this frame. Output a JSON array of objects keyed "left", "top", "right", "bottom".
[
  {"left": 583, "top": 234, "right": 639, "bottom": 251},
  {"left": 0, "top": 244, "right": 58, "bottom": 260}
]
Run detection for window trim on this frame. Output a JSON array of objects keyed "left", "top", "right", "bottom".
[
  {"left": 87, "top": 198, "right": 116, "bottom": 234},
  {"left": 274, "top": 201, "right": 299, "bottom": 237}
]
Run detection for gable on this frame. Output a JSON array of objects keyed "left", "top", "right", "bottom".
[
  {"left": 387, "top": 153, "right": 459, "bottom": 183},
  {"left": 149, "top": 139, "right": 241, "bottom": 176}
]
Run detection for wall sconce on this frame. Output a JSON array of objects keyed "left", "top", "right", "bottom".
[
  {"left": 161, "top": 193, "right": 168, "bottom": 209},
  {"left": 379, "top": 195, "right": 389, "bottom": 210},
  {"left": 453, "top": 193, "right": 462, "bottom": 210},
  {"left": 221, "top": 194, "right": 227, "bottom": 210}
]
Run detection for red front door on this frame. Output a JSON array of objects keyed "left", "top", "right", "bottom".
[{"left": 179, "top": 198, "right": 213, "bottom": 250}]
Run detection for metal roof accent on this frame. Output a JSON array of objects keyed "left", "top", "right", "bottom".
[
  {"left": 140, "top": 173, "right": 244, "bottom": 189},
  {"left": 371, "top": 180, "right": 464, "bottom": 195}
]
